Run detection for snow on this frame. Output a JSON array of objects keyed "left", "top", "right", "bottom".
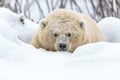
[
  {"left": 72, "top": 42, "right": 120, "bottom": 64},
  {"left": 98, "top": 17, "right": 120, "bottom": 42},
  {"left": 0, "top": 8, "right": 120, "bottom": 80},
  {"left": 0, "top": 19, "right": 21, "bottom": 43},
  {"left": 0, "top": 8, "right": 38, "bottom": 43}
]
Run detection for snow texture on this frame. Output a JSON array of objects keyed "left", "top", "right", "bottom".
[
  {"left": 98, "top": 17, "right": 120, "bottom": 42},
  {"left": 0, "top": 8, "right": 38, "bottom": 43},
  {"left": 0, "top": 8, "right": 120, "bottom": 80}
]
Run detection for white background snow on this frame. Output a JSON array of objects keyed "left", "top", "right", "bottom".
[
  {"left": 0, "top": 8, "right": 120, "bottom": 80},
  {"left": 98, "top": 17, "right": 120, "bottom": 42}
]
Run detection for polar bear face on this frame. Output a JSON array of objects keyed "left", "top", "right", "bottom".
[{"left": 39, "top": 20, "right": 85, "bottom": 52}]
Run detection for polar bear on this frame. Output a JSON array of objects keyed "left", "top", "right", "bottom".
[{"left": 31, "top": 9, "right": 104, "bottom": 52}]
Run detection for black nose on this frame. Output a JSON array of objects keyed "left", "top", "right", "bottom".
[{"left": 58, "top": 43, "right": 67, "bottom": 51}]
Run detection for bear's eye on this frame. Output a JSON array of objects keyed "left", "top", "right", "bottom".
[
  {"left": 66, "top": 33, "right": 71, "bottom": 37},
  {"left": 80, "top": 22, "right": 84, "bottom": 28},
  {"left": 54, "top": 33, "right": 59, "bottom": 37}
]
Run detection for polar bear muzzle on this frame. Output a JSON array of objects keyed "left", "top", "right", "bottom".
[{"left": 55, "top": 34, "right": 69, "bottom": 51}]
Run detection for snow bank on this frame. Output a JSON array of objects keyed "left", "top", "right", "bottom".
[
  {"left": 0, "top": 37, "right": 120, "bottom": 80},
  {"left": 0, "top": 19, "right": 21, "bottom": 43},
  {"left": 0, "top": 8, "right": 38, "bottom": 43},
  {"left": 98, "top": 17, "right": 120, "bottom": 42},
  {"left": 72, "top": 42, "right": 120, "bottom": 65}
]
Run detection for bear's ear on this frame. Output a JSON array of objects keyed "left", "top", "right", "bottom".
[
  {"left": 39, "top": 19, "right": 46, "bottom": 29},
  {"left": 79, "top": 20, "right": 85, "bottom": 29}
]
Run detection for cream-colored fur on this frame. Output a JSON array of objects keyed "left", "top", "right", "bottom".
[{"left": 31, "top": 9, "right": 104, "bottom": 52}]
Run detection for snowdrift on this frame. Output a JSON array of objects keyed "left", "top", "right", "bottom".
[
  {"left": 0, "top": 8, "right": 38, "bottom": 43},
  {"left": 98, "top": 17, "right": 120, "bottom": 42}
]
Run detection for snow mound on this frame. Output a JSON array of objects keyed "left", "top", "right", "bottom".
[
  {"left": 0, "top": 8, "right": 38, "bottom": 43},
  {"left": 0, "top": 36, "right": 120, "bottom": 80},
  {"left": 98, "top": 17, "right": 120, "bottom": 42},
  {"left": 0, "top": 19, "right": 21, "bottom": 43},
  {"left": 71, "top": 42, "right": 120, "bottom": 65}
]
